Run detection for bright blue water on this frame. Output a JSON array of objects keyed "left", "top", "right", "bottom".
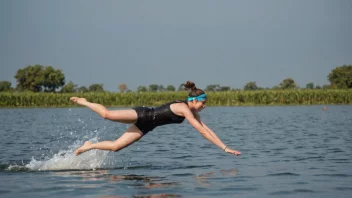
[{"left": 0, "top": 105, "right": 351, "bottom": 198}]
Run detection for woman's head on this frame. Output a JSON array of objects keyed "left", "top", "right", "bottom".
[{"left": 184, "top": 81, "right": 207, "bottom": 112}]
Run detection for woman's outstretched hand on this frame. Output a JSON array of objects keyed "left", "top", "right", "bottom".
[
  {"left": 69, "top": 97, "right": 88, "bottom": 106},
  {"left": 225, "top": 147, "right": 241, "bottom": 156}
]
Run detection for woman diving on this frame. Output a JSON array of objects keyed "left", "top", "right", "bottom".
[{"left": 70, "top": 81, "right": 241, "bottom": 156}]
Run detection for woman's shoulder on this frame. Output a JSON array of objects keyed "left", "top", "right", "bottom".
[
  {"left": 162, "top": 100, "right": 187, "bottom": 106},
  {"left": 169, "top": 101, "right": 189, "bottom": 117},
  {"left": 173, "top": 101, "right": 188, "bottom": 106},
  {"left": 173, "top": 99, "right": 187, "bottom": 104},
  {"left": 170, "top": 100, "right": 188, "bottom": 107}
]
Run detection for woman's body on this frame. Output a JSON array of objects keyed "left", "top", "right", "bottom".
[{"left": 71, "top": 81, "right": 241, "bottom": 156}]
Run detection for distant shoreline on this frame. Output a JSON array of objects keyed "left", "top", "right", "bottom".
[{"left": 0, "top": 90, "right": 351, "bottom": 108}]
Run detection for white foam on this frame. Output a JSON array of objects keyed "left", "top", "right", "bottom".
[{"left": 25, "top": 138, "right": 110, "bottom": 171}]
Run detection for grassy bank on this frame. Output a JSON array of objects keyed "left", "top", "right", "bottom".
[{"left": 0, "top": 90, "right": 351, "bottom": 108}]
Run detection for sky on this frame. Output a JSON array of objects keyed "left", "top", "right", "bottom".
[{"left": 1, "top": 0, "right": 351, "bottom": 91}]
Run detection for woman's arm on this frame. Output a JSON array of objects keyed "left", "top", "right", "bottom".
[
  {"left": 179, "top": 105, "right": 240, "bottom": 155},
  {"left": 193, "top": 112, "right": 241, "bottom": 156}
]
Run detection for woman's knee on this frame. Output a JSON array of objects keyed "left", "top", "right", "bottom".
[
  {"left": 100, "top": 110, "right": 107, "bottom": 119},
  {"left": 103, "top": 110, "right": 114, "bottom": 120},
  {"left": 111, "top": 145, "right": 121, "bottom": 152}
]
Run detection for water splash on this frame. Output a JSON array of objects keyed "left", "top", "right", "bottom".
[{"left": 7, "top": 138, "right": 110, "bottom": 171}]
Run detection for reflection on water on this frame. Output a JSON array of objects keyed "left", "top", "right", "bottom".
[
  {"left": 53, "top": 170, "right": 109, "bottom": 182},
  {"left": 220, "top": 168, "right": 238, "bottom": 176},
  {"left": 54, "top": 170, "right": 183, "bottom": 197},
  {"left": 132, "top": 194, "right": 183, "bottom": 198},
  {"left": 102, "top": 194, "right": 183, "bottom": 198},
  {"left": 195, "top": 168, "right": 238, "bottom": 187},
  {"left": 194, "top": 171, "right": 216, "bottom": 187},
  {"left": 50, "top": 168, "right": 237, "bottom": 197},
  {"left": 55, "top": 168, "right": 238, "bottom": 188},
  {"left": 52, "top": 170, "right": 180, "bottom": 189},
  {"left": 145, "top": 182, "right": 180, "bottom": 189},
  {"left": 109, "top": 174, "right": 157, "bottom": 183}
]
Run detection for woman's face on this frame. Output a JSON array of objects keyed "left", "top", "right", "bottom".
[{"left": 191, "top": 100, "right": 207, "bottom": 112}]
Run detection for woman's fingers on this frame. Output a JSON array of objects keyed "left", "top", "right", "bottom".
[{"left": 226, "top": 148, "right": 241, "bottom": 156}]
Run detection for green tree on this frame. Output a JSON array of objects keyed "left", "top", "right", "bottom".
[
  {"left": 61, "top": 81, "right": 78, "bottom": 93},
  {"left": 14, "top": 64, "right": 65, "bottom": 92},
  {"left": 219, "top": 86, "right": 231, "bottom": 91},
  {"left": 315, "top": 85, "right": 321, "bottom": 89},
  {"left": 14, "top": 65, "right": 43, "bottom": 92},
  {"left": 118, "top": 84, "right": 128, "bottom": 93},
  {"left": 244, "top": 81, "right": 258, "bottom": 90},
  {"left": 279, "top": 78, "right": 297, "bottom": 89},
  {"left": 42, "top": 66, "right": 65, "bottom": 92},
  {"left": 272, "top": 86, "right": 280, "bottom": 90},
  {"left": 89, "top": 84, "right": 104, "bottom": 92},
  {"left": 166, "top": 85, "right": 176, "bottom": 91},
  {"left": 306, "top": 82, "right": 314, "bottom": 89},
  {"left": 137, "top": 86, "right": 147, "bottom": 92},
  {"left": 0, "top": 81, "right": 12, "bottom": 92},
  {"left": 158, "top": 85, "right": 166, "bottom": 92},
  {"left": 149, "top": 84, "right": 158, "bottom": 92},
  {"left": 77, "top": 86, "right": 89, "bottom": 93},
  {"left": 177, "top": 84, "right": 185, "bottom": 91},
  {"left": 328, "top": 65, "right": 352, "bottom": 88},
  {"left": 205, "top": 84, "right": 220, "bottom": 92},
  {"left": 323, "top": 84, "right": 332, "bottom": 89}
]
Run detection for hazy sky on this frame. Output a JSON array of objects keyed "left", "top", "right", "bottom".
[{"left": 1, "top": 0, "right": 351, "bottom": 91}]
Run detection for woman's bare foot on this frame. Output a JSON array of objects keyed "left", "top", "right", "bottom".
[
  {"left": 70, "top": 97, "right": 88, "bottom": 106},
  {"left": 75, "top": 141, "right": 93, "bottom": 156}
]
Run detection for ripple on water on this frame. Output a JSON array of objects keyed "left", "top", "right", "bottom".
[
  {"left": 335, "top": 187, "right": 352, "bottom": 191},
  {"left": 1, "top": 106, "right": 352, "bottom": 197},
  {"left": 171, "top": 155, "right": 194, "bottom": 159},
  {"left": 314, "top": 173, "right": 352, "bottom": 177},
  {"left": 220, "top": 186, "right": 258, "bottom": 191},
  {"left": 268, "top": 189, "right": 315, "bottom": 195},
  {"left": 133, "top": 193, "right": 183, "bottom": 198},
  {"left": 171, "top": 173, "right": 195, "bottom": 177},
  {"left": 266, "top": 172, "right": 300, "bottom": 177}
]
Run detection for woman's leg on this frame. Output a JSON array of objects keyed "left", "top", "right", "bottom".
[
  {"left": 75, "top": 124, "right": 144, "bottom": 156},
  {"left": 70, "top": 97, "right": 137, "bottom": 123}
]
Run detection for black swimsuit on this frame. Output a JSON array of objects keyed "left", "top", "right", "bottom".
[{"left": 132, "top": 100, "right": 187, "bottom": 135}]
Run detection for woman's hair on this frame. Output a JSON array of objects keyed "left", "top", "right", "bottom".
[{"left": 184, "top": 81, "right": 205, "bottom": 97}]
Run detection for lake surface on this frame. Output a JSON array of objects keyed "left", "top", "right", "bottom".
[{"left": 0, "top": 105, "right": 351, "bottom": 198}]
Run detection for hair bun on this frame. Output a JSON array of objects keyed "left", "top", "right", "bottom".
[{"left": 184, "top": 81, "right": 196, "bottom": 91}]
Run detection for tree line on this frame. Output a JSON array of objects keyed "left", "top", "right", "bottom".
[{"left": 1, "top": 64, "right": 351, "bottom": 93}]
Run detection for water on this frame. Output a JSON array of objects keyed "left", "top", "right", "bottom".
[{"left": 0, "top": 105, "right": 351, "bottom": 198}]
